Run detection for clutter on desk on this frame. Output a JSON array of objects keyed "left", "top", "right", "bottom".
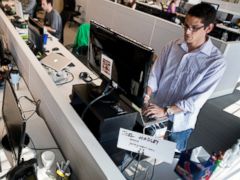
[
  {"left": 175, "top": 146, "right": 218, "bottom": 180},
  {"left": 175, "top": 139, "right": 240, "bottom": 180},
  {"left": 56, "top": 160, "right": 71, "bottom": 180}
]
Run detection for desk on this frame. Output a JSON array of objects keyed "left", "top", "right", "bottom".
[
  {"left": 0, "top": 4, "right": 125, "bottom": 179},
  {"left": 0, "top": 78, "right": 64, "bottom": 179},
  {"left": 216, "top": 23, "right": 240, "bottom": 36}
]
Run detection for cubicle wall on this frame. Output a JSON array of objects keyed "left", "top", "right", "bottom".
[
  {"left": 211, "top": 38, "right": 240, "bottom": 98},
  {"left": 0, "top": 10, "right": 125, "bottom": 180},
  {"left": 85, "top": 0, "right": 183, "bottom": 58}
]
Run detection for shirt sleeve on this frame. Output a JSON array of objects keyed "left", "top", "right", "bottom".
[
  {"left": 175, "top": 58, "right": 226, "bottom": 113},
  {"left": 148, "top": 42, "right": 172, "bottom": 93}
]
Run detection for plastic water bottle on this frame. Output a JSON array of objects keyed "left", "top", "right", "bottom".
[{"left": 221, "top": 32, "right": 228, "bottom": 41}]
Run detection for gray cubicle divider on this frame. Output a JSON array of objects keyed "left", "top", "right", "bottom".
[{"left": 0, "top": 9, "right": 125, "bottom": 180}]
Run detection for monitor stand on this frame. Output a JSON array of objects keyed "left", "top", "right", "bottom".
[
  {"left": 1, "top": 134, "right": 30, "bottom": 152},
  {"left": 1, "top": 133, "right": 30, "bottom": 165}
]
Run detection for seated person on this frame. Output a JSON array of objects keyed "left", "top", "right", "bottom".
[
  {"left": 167, "top": 0, "right": 180, "bottom": 13},
  {"left": 20, "top": 0, "right": 37, "bottom": 17},
  {"left": 41, "top": 0, "right": 62, "bottom": 40}
]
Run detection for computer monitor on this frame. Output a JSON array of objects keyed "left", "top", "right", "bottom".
[
  {"left": 14, "top": 0, "right": 23, "bottom": 19},
  {"left": 201, "top": 1, "right": 219, "bottom": 11},
  {"left": 28, "top": 17, "right": 44, "bottom": 53},
  {"left": 2, "top": 79, "right": 28, "bottom": 166},
  {"left": 135, "top": 2, "right": 177, "bottom": 22},
  {"left": 88, "top": 21, "right": 154, "bottom": 107}
]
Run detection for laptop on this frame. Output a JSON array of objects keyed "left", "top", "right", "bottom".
[{"left": 40, "top": 53, "right": 71, "bottom": 71}]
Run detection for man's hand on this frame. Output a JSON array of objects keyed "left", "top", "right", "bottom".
[{"left": 142, "top": 103, "right": 167, "bottom": 118}]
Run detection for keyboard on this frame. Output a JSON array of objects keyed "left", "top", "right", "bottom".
[{"left": 141, "top": 114, "right": 168, "bottom": 126}]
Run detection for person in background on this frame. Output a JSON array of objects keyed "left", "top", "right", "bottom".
[
  {"left": 142, "top": 3, "right": 226, "bottom": 152},
  {"left": 41, "top": 0, "right": 62, "bottom": 40},
  {"left": 20, "top": 0, "right": 37, "bottom": 17},
  {"left": 167, "top": 0, "right": 180, "bottom": 13}
]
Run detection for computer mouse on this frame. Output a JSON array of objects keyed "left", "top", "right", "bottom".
[
  {"left": 79, "top": 72, "right": 88, "bottom": 79},
  {"left": 52, "top": 47, "right": 59, "bottom": 51}
]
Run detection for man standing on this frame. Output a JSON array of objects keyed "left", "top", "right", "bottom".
[
  {"left": 143, "top": 3, "right": 226, "bottom": 152},
  {"left": 41, "top": 0, "right": 62, "bottom": 40},
  {"left": 20, "top": 0, "right": 37, "bottom": 17}
]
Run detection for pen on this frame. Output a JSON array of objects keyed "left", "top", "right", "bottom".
[
  {"left": 62, "top": 160, "right": 70, "bottom": 173},
  {"left": 60, "top": 161, "right": 64, "bottom": 170},
  {"left": 56, "top": 162, "right": 61, "bottom": 170}
]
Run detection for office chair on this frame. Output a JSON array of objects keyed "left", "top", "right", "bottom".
[
  {"left": 72, "top": 23, "right": 90, "bottom": 56},
  {"left": 60, "top": 0, "right": 77, "bottom": 43},
  {"left": 65, "top": 23, "right": 90, "bottom": 62},
  {"left": 69, "top": 5, "right": 81, "bottom": 27},
  {"left": 62, "top": 0, "right": 81, "bottom": 28},
  {"left": 60, "top": 10, "right": 69, "bottom": 43}
]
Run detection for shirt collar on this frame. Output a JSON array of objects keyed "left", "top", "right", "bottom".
[{"left": 178, "top": 37, "right": 213, "bottom": 56}]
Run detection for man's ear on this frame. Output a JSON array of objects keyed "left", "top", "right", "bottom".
[{"left": 206, "top": 23, "right": 214, "bottom": 34}]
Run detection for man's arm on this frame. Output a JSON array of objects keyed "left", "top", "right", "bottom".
[
  {"left": 175, "top": 59, "right": 226, "bottom": 114},
  {"left": 44, "top": 26, "right": 56, "bottom": 33},
  {"left": 144, "top": 56, "right": 226, "bottom": 118}
]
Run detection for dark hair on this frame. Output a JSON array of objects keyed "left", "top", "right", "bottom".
[
  {"left": 46, "top": 0, "right": 53, "bottom": 6},
  {"left": 187, "top": 3, "right": 216, "bottom": 27}
]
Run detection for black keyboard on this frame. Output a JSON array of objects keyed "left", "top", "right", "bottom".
[
  {"left": 142, "top": 115, "right": 157, "bottom": 123},
  {"left": 142, "top": 115, "right": 168, "bottom": 124}
]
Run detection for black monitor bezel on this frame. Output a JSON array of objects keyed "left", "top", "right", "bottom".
[
  {"left": 28, "top": 17, "right": 44, "bottom": 53},
  {"left": 2, "top": 79, "right": 25, "bottom": 165},
  {"left": 88, "top": 21, "right": 154, "bottom": 107}
]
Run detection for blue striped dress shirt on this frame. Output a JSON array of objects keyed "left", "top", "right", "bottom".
[{"left": 148, "top": 37, "right": 226, "bottom": 132}]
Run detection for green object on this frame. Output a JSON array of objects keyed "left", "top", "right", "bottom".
[{"left": 73, "top": 23, "right": 90, "bottom": 49}]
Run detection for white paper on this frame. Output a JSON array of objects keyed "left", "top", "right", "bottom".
[
  {"left": 100, "top": 54, "right": 113, "bottom": 80},
  {"left": 117, "top": 128, "right": 176, "bottom": 164}
]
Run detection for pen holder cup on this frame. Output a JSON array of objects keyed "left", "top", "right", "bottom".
[{"left": 56, "top": 167, "right": 71, "bottom": 180}]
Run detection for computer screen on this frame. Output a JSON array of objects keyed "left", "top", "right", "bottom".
[
  {"left": 88, "top": 21, "right": 154, "bottom": 107},
  {"left": 2, "top": 79, "right": 25, "bottom": 166},
  {"left": 14, "top": 0, "right": 23, "bottom": 19},
  {"left": 28, "top": 17, "right": 44, "bottom": 53},
  {"left": 201, "top": 2, "right": 219, "bottom": 11},
  {"left": 135, "top": 2, "right": 177, "bottom": 22}
]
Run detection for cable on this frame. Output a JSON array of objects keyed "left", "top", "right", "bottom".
[
  {"left": 121, "top": 153, "right": 139, "bottom": 173},
  {"left": 28, "top": 136, "right": 37, "bottom": 158},
  {"left": 133, "top": 152, "right": 143, "bottom": 180},
  {"left": 149, "top": 159, "right": 156, "bottom": 180},
  {"left": 29, "top": 147, "right": 60, "bottom": 151},
  {"left": 81, "top": 85, "right": 114, "bottom": 120},
  {"left": 17, "top": 96, "right": 41, "bottom": 121},
  {"left": 56, "top": 71, "right": 74, "bottom": 86}
]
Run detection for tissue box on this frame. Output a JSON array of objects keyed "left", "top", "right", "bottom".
[{"left": 175, "top": 147, "right": 216, "bottom": 180}]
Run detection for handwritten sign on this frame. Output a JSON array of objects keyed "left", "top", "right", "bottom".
[{"left": 117, "top": 128, "right": 176, "bottom": 164}]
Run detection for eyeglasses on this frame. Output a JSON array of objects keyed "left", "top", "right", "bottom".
[{"left": 181, "top": 23, "right": 205, "bottom": 32}]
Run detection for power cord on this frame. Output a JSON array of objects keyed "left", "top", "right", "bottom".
[
  {"left": 81, "top": 84, "right": 114, "bottom": 120},
  {"left": 149, "top": 159, "right": 156, "bottom": 180},
  {"left": 18, "top": 96, "right": 41, "bottom": 121},
  {"left": 133, "top": 151, "right": 144, "bottom": 180},
  {"left": 55, "top": 71, "right": 74, "bottom": 86}
]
